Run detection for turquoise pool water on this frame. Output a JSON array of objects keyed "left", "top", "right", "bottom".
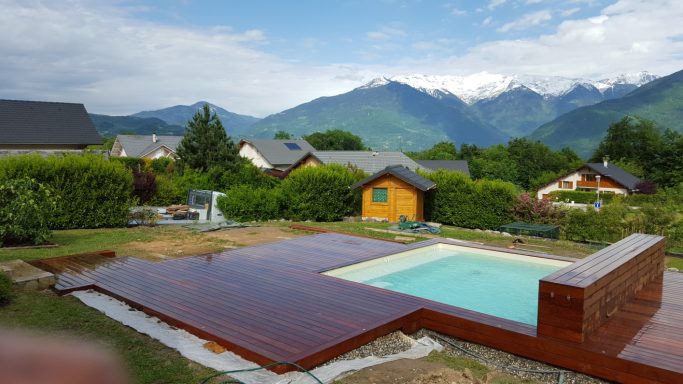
[{"left": 325, "top": 244, "right": 568, "bottom": 325}]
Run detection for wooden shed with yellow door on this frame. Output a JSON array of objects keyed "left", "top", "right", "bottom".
[{"left": 351, "top": 165, "right": 436, "bottom": 222}]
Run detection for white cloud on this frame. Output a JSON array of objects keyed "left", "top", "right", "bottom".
[
  {"left": 366, "top": 26, "right": 407, "bottom": 40},
  {"left": 482, "top": 16, "right": 494, "bottom": 26},
  {"left": 487, "top": 0, "right": 507, "bottom": 10},
  {"left": 561, "top": 7, "right": 581, "bottom": 17},
  {"left": 451, "top": 7, "right": 467, "bottom": 16},
  {"left": 498, "top": 10, "right": 553, "bottom": 32}
]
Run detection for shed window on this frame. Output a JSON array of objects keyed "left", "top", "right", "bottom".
[{"left": 372, "top": 188, "right": 388, "bottom": 203}]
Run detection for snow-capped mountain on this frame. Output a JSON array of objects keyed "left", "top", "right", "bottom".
[{"left": 362, "top": 71, "right": 659, "bottom": 104}]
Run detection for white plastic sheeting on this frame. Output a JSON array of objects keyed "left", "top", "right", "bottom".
[{"left": 71, "top": 290, "right": 442, "bottom": 384}]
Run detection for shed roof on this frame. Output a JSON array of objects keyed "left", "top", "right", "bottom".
[
  {"left": 116, "top": 134, "right": 183, "bottom": 157},
  {"left": 584, "top": 163, "right": 640, "bottom": 190},
  {"left": 351, "top": 165, "right": 436, "bottom": 191},
  {"left": 415, "top": 160, "right": 470, "bottom": 176},
  {"left": 289, "top": 151, "right": 422, "bottom": 174},
  {"left": 0, "top": 99, "right": 101, "bottom": 145},
  {"left": 240, "top": 139, "right": 315, "bottom": 167}
]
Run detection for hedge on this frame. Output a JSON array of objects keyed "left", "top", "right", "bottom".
[
  {"left": 0, "top": 177, "right": 55, "bottom": 246},
  {"left": 548, "top": 190, "right": 615, "bottom": 205},
  {"left": 0, "top": 154, "right": 133, "bottom": 229},
  {"left": 216, "top": 185, "right": 282, "bottom": 222},
  {"left": 280, "top": 164, "right": 363, "bottom": 221},
  {"left": 424, "top": 170, "right": 517, "bottom": 229}
]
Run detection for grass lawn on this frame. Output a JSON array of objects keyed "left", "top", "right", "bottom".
[{"left": 0, "top": 290, "right": 217, "bottom": 384}]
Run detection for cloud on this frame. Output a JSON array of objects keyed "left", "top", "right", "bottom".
[
  {"left": 482, "top": 17, "right": 494, "bottom": 26},
  {"left": 366, "top": 26, "right": 407, "bottom": 40},
  {"left": 498, "top": 10, "right": 553, "bottom": 32},
  {"left": 487, "top": 0, "right": 507, "bottom": 10},
  {"left": 561, "top": 7, "right": 581, "bottom": 17}
]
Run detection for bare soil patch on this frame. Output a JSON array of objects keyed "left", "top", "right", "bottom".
[{"left": 202, "top": 226, "right": 302, "bottom": 246}]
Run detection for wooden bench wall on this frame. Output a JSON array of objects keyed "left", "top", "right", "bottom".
[{"left": 537, "top": 234, "right": 666, "bottom": 343}]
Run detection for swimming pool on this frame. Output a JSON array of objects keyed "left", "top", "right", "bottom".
[{"left": 324, "top": 243, "right": 571, "bottom": 325}]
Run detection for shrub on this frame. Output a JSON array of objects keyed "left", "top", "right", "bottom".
[
  {"left": 548, "top": 190, "right": 614, "bottom": 205},
  {"left": 0, "top": 177, "right": 56, "bottom": 246},
  {"left": 0, "top": 273, "right": 13, "bottom": 306},
  {"left": 511, "top": 192, "right": 566, "bottom": 225},
  {"left": 133, "top": 171, "right": 156, "bottom": 203},
  {"left": 216, "top": 185, "right": 282, "bottom": 222},
  {"left": 110, "top": 156, "right": 145, "bottom": 172},
  {"left": 128, "top": 206, "right": 160, "bottom": 226},
  {"left": 563, "top": 202, "right": 629, "bottom": 243},
  {"left": 0, "top": 154, "right": 133, "bottom": 229},
  {"left": 424, "top": 170, "right": 517, "bottom": 229},
  {"left": 150, "top": 157, "right": 174, "bottom": 174},
  {"left": 280, "top": 164, "right": 362, "bottom": 221},
  {"left": 147, "top": 174, "right": 185, "bottom": 206}
]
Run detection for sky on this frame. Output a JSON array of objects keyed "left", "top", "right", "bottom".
[{"left": 1, "top": 0, "right": 682, "bottom": 117}]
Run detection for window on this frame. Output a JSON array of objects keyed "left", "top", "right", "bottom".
[
  {"left": 584, "top": 174, "right": 597, "bottom": 181},
  {"left": 562, "top": 181, "right": 572, "bottom": 189},
  {"left": 372, "top": 188, "right": 388, "bottom": 203},
  {"left": 284, "top": 142, "right": 302, "bottom": 150}
]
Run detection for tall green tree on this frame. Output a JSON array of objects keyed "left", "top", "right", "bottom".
[
  {"left": 303, "top": 129, "right": 367, "bottom": 150},
  {"left": 176, "top": 104, "right": 242, "bottom": 173},
  {"left": 590, "top": 116, "right": 663, "bottom": 166},
  {"left": 273, "top": 130, "right": 292, "bottom": 139},
  {"left": 406, "top": 141, "right": 458, "bottom": 160}
]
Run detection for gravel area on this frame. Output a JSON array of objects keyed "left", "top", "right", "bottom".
[
  {"left": 324, "top": 331, "right": 415, "bottom": 364},
  {"left": 322, "top": 329, "right": 609, "bottom": 384},
  {"left": 412, "top": 329, "right": 609, "bottom": 384}
]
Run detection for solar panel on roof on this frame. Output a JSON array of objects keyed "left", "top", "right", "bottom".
[{"left": 284, "top": 142, "right": 302, "bottom": 150}]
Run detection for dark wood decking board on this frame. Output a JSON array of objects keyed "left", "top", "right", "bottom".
[{"left": 48, "top": 233, "right": 683, "bottom": 382}]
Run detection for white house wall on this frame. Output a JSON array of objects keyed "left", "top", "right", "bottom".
[
  {"left": 239, "top": 144, "right": 273, "bottom": 169},
  {"left": 537, "top": 170, "right": 628, "bottom": 199}
]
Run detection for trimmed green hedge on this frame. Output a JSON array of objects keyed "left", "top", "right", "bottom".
[
  {"left": 0, "top": 154, "right": 133, "bottom": 229},
  {"left": 424, "top": 170, "right": 517, "bottom": 229},
  {"left": 548, "top": 190, "right": 615, "bottom": 205},
  {"left": 280, "top": 164, "right": 364, "bottom": 221},
  {"left": 216, "top": 185, "right": 282, "bottom": 222},
  {"left": 0, "top": 177, "right": 55, "bottom": 246}
]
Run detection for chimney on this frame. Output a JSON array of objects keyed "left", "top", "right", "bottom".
[
  {"left": 603, "top": 156, "right": 608, "bottom": 168},
  {"left": 152, "top": 133, "right": 158, "bottom": 143}
]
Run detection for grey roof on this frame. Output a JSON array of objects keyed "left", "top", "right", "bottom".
[
  {"left": 415, "top": 160, "right": 470, "bottom": 176},
  {"left": 351, "top": 165, "right": 437, "bottom": 191},
  {"left": 0, "top": 99, "right": 101, "bottom": 145},
  {"left": 241, "top": 139, "right": 315, "bottom": 167},
  {"left": 585, "top": 163, "right": 640, "bottom": 190},
  {"left": 116, "top": 134, "right": 183, "bottom": 157},
  {"left": 292, "top": 151, "right": 422, "bottom": 174}
]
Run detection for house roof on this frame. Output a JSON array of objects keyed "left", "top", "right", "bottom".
[
  {"left": 240, "top": 139, "right": 315, "bottom": 167},
  {"left": 0, "top": 99, "right": 102, "bottom": 145},
  {"left": 415, "top": 160, "right": 470, "bottom": 176},
  {"left": 351, "top": 165, "right": 437, "bottom": 191},
  {"left": 116, "top": 134, "right": 183, "bottom": 158},
  {"left": 288, "top": 151, "right": 422, "bottom": 174},
  {"left": 584, "top": 162, "right": 640, "bottom": 190}
]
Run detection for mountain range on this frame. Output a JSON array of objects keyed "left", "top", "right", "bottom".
[{"left": 89, "top": 70, "right": 683, "bottom": 156}]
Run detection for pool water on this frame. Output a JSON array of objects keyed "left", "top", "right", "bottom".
[{"left": 325, "top": 245, "right": 568, "bottom": 325}]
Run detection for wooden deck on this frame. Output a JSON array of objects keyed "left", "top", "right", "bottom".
[{"left": 45, "top": 233, "right": 683, "bottom": 382}]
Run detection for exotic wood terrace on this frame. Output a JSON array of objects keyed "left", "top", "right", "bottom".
[{"left": 33, "top": 233, "right": 683, "bottom": 383}]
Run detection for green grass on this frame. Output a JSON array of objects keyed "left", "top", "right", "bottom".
[
  {"left": 666, "top": 256, "right": 683, "bottom": 270},
  {"left": 0, "top": 290, "right": 216, "bottom": 384},
  {"left": 424, "top": 350, "right": 490, "bottom": 378}
]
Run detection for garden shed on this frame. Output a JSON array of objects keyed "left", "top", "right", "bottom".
[{"left": 351, "top": 165, "right": 436, "bottom": 222}]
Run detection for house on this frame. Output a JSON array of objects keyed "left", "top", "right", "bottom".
[
  {"left": 415, "top": 160, "right": 470, "bottom": 177},
  {"left": 110, "top": 134, "right": 182, "bottom": 159},
  {"left": 238, "top": 139, "right": 315, "bottom": 171},
  {"left": 351, "top": 165, "right": 436, "bottom": 222},
  {"left": 286, "top": 151, "right": 423, "bottom": 175},
  {"left": 0, "top": 99, "right": 102, "bottom": 154},
  {"left": 537, "top": 160, "right": 641, "bottom": 199}
]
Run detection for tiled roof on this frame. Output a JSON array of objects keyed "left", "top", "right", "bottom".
[
  {"left": 0, "top": 99, "right": 101, "bottom": 145},
  {"left": 240, "top": 139, "right": 315, "bottom": 167},
  {"left": 292, "top": 151, "right": 422, "bottom": 174},
  {"left": 585, "top": 163, "right": 640, "bottom": 190},
  {"left": 351, "top": 165, "right": 436, "bottom": 191},
  {"left": 116, "top": 134, "right": 183, "bottom": 157}
]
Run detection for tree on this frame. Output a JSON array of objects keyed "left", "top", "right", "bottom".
[
  {"left": 175, "top": 104, "right": 242, "bottom": 173},
  {"left": 406, "top": 141, "right": 457, "bottom": 160},
  {"left": 302, "top": 129, "right": 367, "bottom": 150},
  {"left": 273, "top": 131, "right": 292, "bottom": 139},
  {"left": 590, "top": 116, "right": 663, "bottom": 168}
]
